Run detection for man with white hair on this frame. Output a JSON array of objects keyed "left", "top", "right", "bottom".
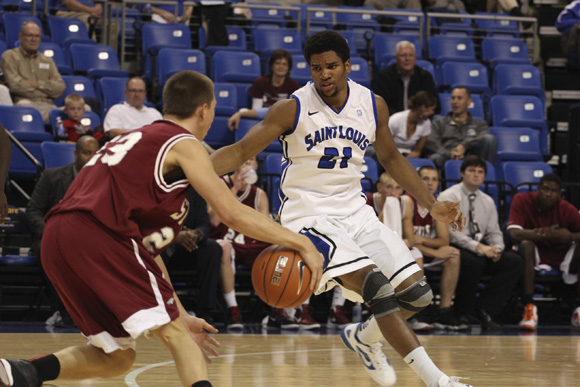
[{"left": 372, "top": 40, "right": 440, "bottom": 116}]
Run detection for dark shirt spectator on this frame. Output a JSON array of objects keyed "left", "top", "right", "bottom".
[
  {"left": 373, "top": 41, "right": 440, "bottom": 116},
  {"left": 556, "top": 0, "right": 580, "bottom": 59}
]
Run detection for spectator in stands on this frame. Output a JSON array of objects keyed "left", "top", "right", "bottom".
[
  {"left": 406, "top": 165, "right": 465, "bottom": 330},
  {"left": 209, "top": 157, "right": 271, "bottom": 329},
  {"left": 388, "top": 91, "right": 436, "bottom": 159},
  {"left": 162, "top": 188, "right": 222, "bottom": 324},
  {"left": 507, "top": 173, "right": 580, "bottom": 331},
  {"left": 248, "top": 49, "right": 300, "bottom": 109},
  {"left": 438, "top": 155, "right": 523, "bottom": 329},
  {"left": 103, "top": 77, "right": 162, "bottom": 139},
  {"left": 0, "top": 124, "right": 11, "bottom": 225},
  {"left": 556, "top": 0, "right": 580, "bottom": 60},
  {"left": 422, "top": 0, "right": 466, "bottom": 13},
  {"left": 25, "top": 136, "right": 99, "bottom": 327},
  {"left": 373, "top": 41, "right": 440, "bottom": 116},
  {"left": 1, "top": 22, "right": 65, "bottom": 123},
  {"left": 143, "top": 0, "right": 193, "bottom": 24},
  {"left": 62, "top": 94, "right": 104, "bottom": 143},
  {"left": 0, "top": 68, "right": 13, "bottom": 106},
  {"left": 364, "top": 0, "right": 422, "bottom": 10},
  {"left": 57, "top": 0, "right": 120, "bottom": 51},
  {"left": 424, "top": 87, "right": 497, "bottom": 170}
]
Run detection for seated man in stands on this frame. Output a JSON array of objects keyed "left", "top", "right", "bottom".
[
  {"left": 209, "top": 157, "right": 271, "bottom": 329},
  {"left": 507, "top": 173, "right": 580, "bottom": 330},
  {"left": 103, "top": 77, "right": 162, "bottom": 139},
  {"left": 57, "top": 0, "right": 120, "bottom": 51},
  {"left": 406, "top": 165, "right": 465, "bottom": 330},
  {"left": 424, "top": 87, "right": 496, "bottom": 170},
  {"left": 1, "top": 22, "right": 65, "bottom": 123},
  {"left": 25, "top": 136, "right": 100, "bottom": 326},
  {"left": 438, "top": 155, "right": 523, "bottom": 329}
]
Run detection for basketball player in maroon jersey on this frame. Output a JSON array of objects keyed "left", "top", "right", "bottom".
[{"left": 0, "top": 71, "right": 323, "bottom": 387}]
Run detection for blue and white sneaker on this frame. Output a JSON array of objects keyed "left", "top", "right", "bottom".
[{"left": 340, "top": 323, "right": 397, "bottom": 386}]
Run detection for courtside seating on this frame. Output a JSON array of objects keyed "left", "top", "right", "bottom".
[
  {"left": 55, "top": 75, "right": 97, "bottom": 107},
  {"left": 141, "top": 23, "right": 191, "bottom": 79},
  {"left": 69, "top": 43, "right": 128, "bottom": 78},
  {"left": 490, "top": 126, "right": 542, "bottom": 180},
  {"left": 48, "top": 16, "right": 94, "bottom": 50},
  {"left": 493, "top": 63, "right": 545, "bottom": 100},
  {"left": 252, "top": 28, "right": 302, "bottom": 62},
  {"left": 444, "top": 159, "right": 499, "bottom": 207},
  {"left": 481, "top": 38, "right": 529, "bottom": 69},
  {"left": 157, "top": 48, "right": 206, "bottom": 91},
  {"left": 38, "top": 42, "right": 73, "bottom": 75},
  {"left": 428, "top": 35, "right": 476, "bottom": 66},
  {"left": 441, "top": 61, "right": 491, "bottom": 96},
  {"left": 199, "top": 26, "right": 247, "bottom": 57}
]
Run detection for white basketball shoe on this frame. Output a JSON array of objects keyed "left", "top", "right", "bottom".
[{"left": 340, "top": 323, "right": 397, "bottom": 386}]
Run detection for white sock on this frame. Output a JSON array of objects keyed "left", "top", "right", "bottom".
[
  {"left": 403, "top": 346, "right": 445, "bottom": 387},
  {"left": 332, "top": 287, "right": 346, "bottom": 307},
  {"left": 355, "top": 315, "right": 384, "bottom": 345},
  {"left": 223, "top": 291, "right": 237, "bottom": 308}
]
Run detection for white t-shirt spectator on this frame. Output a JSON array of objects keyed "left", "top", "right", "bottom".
[
  {"left": 104, "top": 101, "right": 163, "bottom": 133},
  {"left": 388, "top": 109, "right": 432, "bottom": 155}
]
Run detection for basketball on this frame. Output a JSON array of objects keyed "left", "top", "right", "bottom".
[{"left": 252, "top": 245, "right": 313, "bottom": 308}]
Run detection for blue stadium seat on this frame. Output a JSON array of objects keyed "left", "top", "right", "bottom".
[
  {"left": 428, "top": 35, "right": 476, "bottom": 66},
  {"left": 386, "top": 8, "right": 424, "bottom": 34},
  {"left": 236, "top": 118, "right": 282, "bottom": 152},
  {"left": 8, "top": 140, "right": 45, "bottom": 179},
  {"left": 502, "top": 161, "right": 553, "bottom": 193},
  {"left": 0, "top": 106, "right": 52, "bottom": 141},
  {"left": 37, "top": 42, "right": 73, "bottom": 75},
  {"left": 2, "top": 13, "right": 47, "bottom": 48},
  {"left": 210, "top": 51, "right": 261, "bottom": 83},
  {"left": 489, "top": 126, "right": 542, "bottom": 180},
  {"left": 336, "top": 6, "right": 381, "bottom": 31},
  {"left": 252, "top": 28, "right": 302, "bottom": 61},
  {"left": 214, "top": 82, "right": 238, "bottom": 116},
  {"left": 141, "top": 23, "right": 191, "bottom": 80},
  {"left": 48, "top": 109, "right": 101, "bottom": 138},
  {"left": 290, "top": 54, "right": 311, "bottom": 86},
  {"left": 96, "top": 76, "right": 129, "bottom": 117},
  {"left": 348, "top": 57, "right": 370, "bottom": 88},
  {"left": 0, "top": 40, "right": 6, "bottom": 58},
  {"left": 336, "top": 31, "right": 359, "bottom": 57},
  {"left": 361, "top": 157, "right": 379, "bottom": 193},
  {"left": 55, "top": 75, "right": 97, "bottom": 107},
  {"left": 489, "top": 95, "right": 548, "bottom": 156},
  {"left": 199, "top": 26, "right": 247, "bottom": 57},
  {"left": 247, "top": 2, "right": 287, "bottom": 27},
  {"left": 48, "top": 16, "right": 94, "bottom": 50},
  {"left": 157, "top": 48, "right": 206, "bottom": 90},
  {"left": 204, "top": 116, "right": 235, "bottom": 150},
  {"left": 481, "top": 38, "right": 529, "bottom": 68},
  {"left": 441, "top": 61, "right": 491, "bottom": 95},
  {"left": 492, "top": 63, "right": 545, "bottom": 100},
  {"left": 436, "top": 12, "right": 475, "bottom": 36},
  {"left": 289, "top": 4, "right": 334, "bottom": 30},
  {"left": 41, "top": 141, "right": 75, "bottom": 168},
  {"left": 438, "top": 93, "right": 485, "bottom": 120},
  {"left": 407, "top": 157, "right": 436, "bottom": 171},
  {"left": 69, "top": 43, "right": 128, "bottom": 78},
  {"left": 475, "top": 13, "right": 519, "bottom": 37}
]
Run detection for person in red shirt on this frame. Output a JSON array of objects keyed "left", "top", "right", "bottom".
[
  {"left": 62, "top": 94, "right": 103, "bottom": 142},
  {"left": 508, "top": 173, "right": 580, "bottom": 330}
]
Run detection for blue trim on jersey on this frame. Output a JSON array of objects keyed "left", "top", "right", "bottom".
[
  {"left": 278, "top": 152, "right": 291, "bottom": 219},
  {"left": 284, "top": 95, "right": 300, "bottom": 137},
  {"left": 371, "top": 90, "right": 378, "bottom": 129},
  {"left": 299, "top": 227, "right": 335, "bottom": 270}
]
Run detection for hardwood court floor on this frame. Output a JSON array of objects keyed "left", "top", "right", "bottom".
[{"left": 1, "top": 332, "right": 579, "bottom": 386}]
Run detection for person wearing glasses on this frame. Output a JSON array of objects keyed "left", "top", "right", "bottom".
[
  {"left": 438, "top": 155, "right": 523, "bottom": 329},
  {"left": 0, "top": 22, "right": 66, "bottom": 123},
  {"left": 372, "top": 41, "right": 440, "bottom": 116},
  {"left": 104, "top": 77, "right": 162, "bottom": 139}
]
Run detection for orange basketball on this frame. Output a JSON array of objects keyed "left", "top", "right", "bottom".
[{"left": 252, "top": 245, "right": 313, "bottom": 308}]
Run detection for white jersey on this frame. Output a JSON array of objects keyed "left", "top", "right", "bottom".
[{"left": 279, "top": 79, "right": 378, "bottom": 226}]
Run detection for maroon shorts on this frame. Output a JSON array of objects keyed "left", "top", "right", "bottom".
[
  {"left": 233, "top": 241, "right": 271, "bottom": 267},
  {"left": 41, "top": 211, "right": 179, "bottom": 352}
]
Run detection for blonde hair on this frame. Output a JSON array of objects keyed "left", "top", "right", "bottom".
[{"left": 64, "top": 94, "right": 85, "bottom": 107}]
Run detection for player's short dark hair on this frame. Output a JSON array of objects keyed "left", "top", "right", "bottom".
[
  {"left": 460, "top": 155, "right": 487, "bottom": 175},
  {"left": 268, "top": 49, "right": 293, "bottom": 76},
  {"left": 304, "top": 30, "right": 350, "bottom": 65},
  {"left": 539, "top": 173, "right": 563, "bottom": 189},
  {"left": 163, "top": 70, "right": 214, "bottom": 119}
]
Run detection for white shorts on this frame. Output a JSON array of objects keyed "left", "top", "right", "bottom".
[{"left": 284, "top": 205, "right": 421, "bottom": 302}]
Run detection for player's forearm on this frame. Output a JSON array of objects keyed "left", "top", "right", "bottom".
[
  {"left": 508, "top": 228, "right": 545, "bottom": 243},
  {"left": 210, "top": 145, "right": 246, "bottom": 176}
]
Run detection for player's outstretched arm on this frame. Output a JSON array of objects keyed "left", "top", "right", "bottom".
[
  {"left": 173, "top": 139, "right": 323, "bottom": 291},
  {"left": 372, "top": 96, "right": 465, "bottom": 232},
  {"left": 211, "top": 99, "right": 297, "bottom": 176}
]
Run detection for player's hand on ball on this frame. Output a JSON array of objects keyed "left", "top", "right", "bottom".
[
  {"left": 183, "top": 315, "right": 221, "bottom": 364},
  {"left": 300, "top": 242, "right": 324, "bottom": 291},
  {"left": 431, "top": 200, "right": 465, "bottom": 232}
]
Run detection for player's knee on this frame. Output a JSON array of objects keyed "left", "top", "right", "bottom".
[
  {"left": 361, "top": 268, "right": 400, "bottom": 318},
  {"left": 105, "top": 348, "right": 136, "bottom": 376},
  {"left": 396, "top": 276, "right": 433, "bottom": 313}
]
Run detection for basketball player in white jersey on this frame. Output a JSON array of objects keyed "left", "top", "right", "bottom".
[{"left": 211, "top": 31, "right": 472, "bottom": 387}]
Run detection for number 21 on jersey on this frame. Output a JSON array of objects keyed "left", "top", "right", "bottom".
[{"left": 318, "top": 146, "right": 352, "bottom": 169}]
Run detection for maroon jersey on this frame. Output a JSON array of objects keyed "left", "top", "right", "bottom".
[
  {"left": 47, "top": 120, "right": 193, "bottom": 257},
  {"left": 407, "top": 195, "right": 435, "bottom": 238},
  {"left": 210, "top": 175, "right": 270, "bottom": 266},
  {"left": 248, "top": 76, "right": 300, "bottom": 107},
  {"left": 365, "top": 192, "right": 381, "bottom": 215},
  {"left": 508, "top": 192, "right": 580, "bottom": 267}
]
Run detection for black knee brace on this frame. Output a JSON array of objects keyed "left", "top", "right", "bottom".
[
  {"left": 361, "top": 268, "right": 400, "bottom": 319},
  {"left": 396, "top": 276, "right": 433, "bottom": 313}
]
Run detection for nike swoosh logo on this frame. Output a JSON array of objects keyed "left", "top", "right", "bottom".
[
  {"left": 308, "top": 111, "right": 319, "bottom": 116},
  {"left": 408, "top": 359, "right": 414, "bottom": 365},
  {"left": 297, "top": 261, "right": 306, "bottom": 295}
]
